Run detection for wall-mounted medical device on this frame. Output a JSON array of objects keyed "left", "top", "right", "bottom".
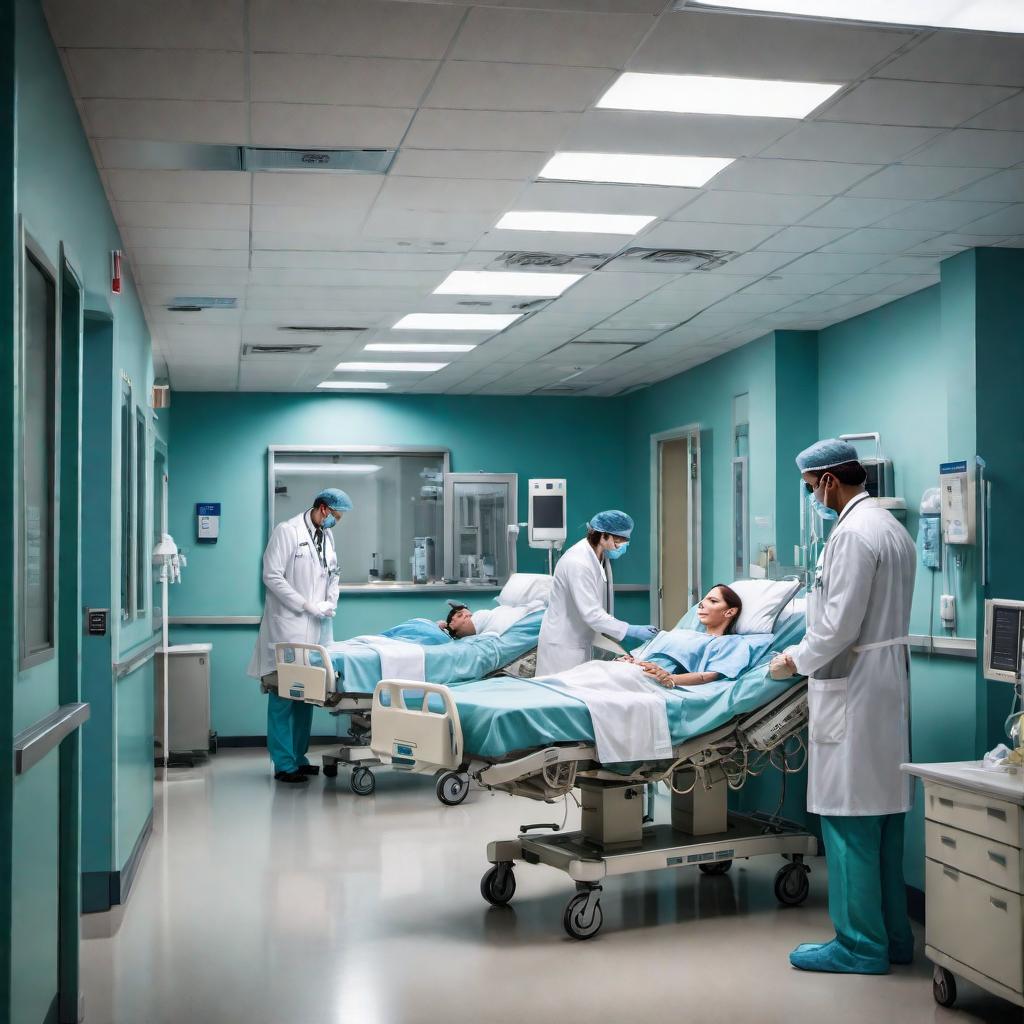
[
  {"left": 196, "top": 502, "right": 220, "bottom": 543},
  {"left": 940, "top": 460, "right": 975, "bottom": 545},
  {"left": 983, "top": 599, "right": 1024, "bottom": 684},
  {"left": 839, "top": 432, "right": 893, "bottom": 499},
  {"left": 528, "top": 479, "right": 567, "bottom": 550}
]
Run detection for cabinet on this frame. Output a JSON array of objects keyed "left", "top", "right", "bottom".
[
  {"left": 904, "top": 761, "right": 1024, "bottom": 1010},
  {"left": 155, "top": 642, "right": 215, "bottom": 764}
]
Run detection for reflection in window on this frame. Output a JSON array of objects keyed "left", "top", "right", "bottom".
[
  {"left": 135, "top": 410, "right": 147, "bottom": 617},
  {"left": 271, "top": 450, "right": 447, "bottom": 585},
  {"left": 446, "top": 475, "right": 517, "bottom": 584},
  {"left": 21, "top": 247, "right": 56, "bottom": 664},
  {"left": 120, "top": 380, "right": 133, "bottom": 620}
]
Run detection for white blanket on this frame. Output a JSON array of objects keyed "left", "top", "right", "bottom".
[
  {"left": 345, "top": 636, "right": 426, "bottom": 682},
  {"left": 471, "top": 600, "right": 543, "bottom": 637},
  {"left": 534, "top": 661, "right": 672, "bottom": 764}
]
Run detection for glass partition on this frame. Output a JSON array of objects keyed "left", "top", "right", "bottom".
[{"left": 444, "top": 474, "right": 517, "bottom": 584}]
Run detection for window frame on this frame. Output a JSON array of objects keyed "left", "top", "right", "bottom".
[
  {"left": 119, "top": 377, "right": 134, "bottom": 621},
  {"left": 134, "top": 406, "right": 149, "bottom": 618}
]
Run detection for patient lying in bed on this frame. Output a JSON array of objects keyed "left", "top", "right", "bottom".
[{"left": 620, "top": 584, "right": 772, "bottom": 689}]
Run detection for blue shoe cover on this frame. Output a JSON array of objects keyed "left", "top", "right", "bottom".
[{"left": 789, "top": 939, "right": 889, "bottom": 974}]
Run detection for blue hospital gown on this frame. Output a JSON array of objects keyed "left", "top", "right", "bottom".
[{"left": 638, "top": 629, "right": 773, "bottom": 680}]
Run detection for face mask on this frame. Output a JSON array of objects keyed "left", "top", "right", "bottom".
[
  {"left": 809, "top": 494, "right": 838, "bottom": 521},
  {"left": 607, "top": 541, "right": 629, "bottom": 560},
  {"left": 321, "top": 513, "right": 337, "bottom": 529}
]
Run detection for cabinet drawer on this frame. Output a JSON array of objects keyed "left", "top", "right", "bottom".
[
  {"left": 926, "top": 820, "right": 1024, "bottom": 894},
  {"left": 926, "top": 858, "right": 1024, "bottom": 994},
  {"left": 925, "top": 782, "right": 1022, "bottom": 847}
]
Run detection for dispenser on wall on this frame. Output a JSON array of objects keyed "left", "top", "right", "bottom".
[{"left": 940, "top": 461, "right": 975, "bottom": 545}]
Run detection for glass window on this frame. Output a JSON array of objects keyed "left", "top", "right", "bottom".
[
  {"left": 270, "top": 449, "right": 447, "bottom": 585},
  {"left": 120, "top": 380, "right": 133, "bottom": 620},
  {"left": 153, "top": 447, "right": 166, "bottom": 627},
  {"left": 444, "top": 475, "right": 517, "bottom": 584},
  {"left": 21, "top": 246, "right": 57, "bottom": 665},
  {"left": 135, "top": 410, "right": 147, "bottom": 616}
]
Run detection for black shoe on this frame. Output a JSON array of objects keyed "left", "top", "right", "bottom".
[
  {"left": 297, "top": 765, "right": 320, "bottom": 776},
  {"left": 274, "top": 770, "right": 309, "bottom": 784}
]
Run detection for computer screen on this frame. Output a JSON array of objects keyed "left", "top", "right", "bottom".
[
  {"left": 532, "top": 495, "right": 564, "bottom": 529},
  {"left": 990, "top": 605, "right": 1023, "bottom": 676}
]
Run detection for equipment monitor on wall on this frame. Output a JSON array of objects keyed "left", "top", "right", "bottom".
[
  {"left": 528, "top": 479, "right": 566, "bottom": 550},
  {"left": 983, "top": 599, "right": 1024, "bottom": 684}
]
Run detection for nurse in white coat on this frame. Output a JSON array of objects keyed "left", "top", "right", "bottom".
[
  {"left": 248, "top": 487, "right": 351, "bottom": 783},
  {"left": 771, "top": 440, "right": 916, "bottom": 975},
  {"left": 536, "top": 510, "right": 657, "bottom": 676}
]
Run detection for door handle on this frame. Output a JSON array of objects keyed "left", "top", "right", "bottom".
[
  {"left": 988, "top": 851, "right": 1007, "bottom": 867},
  {"left": 940, "top": 836, "right": 956, "bottom": 848}
]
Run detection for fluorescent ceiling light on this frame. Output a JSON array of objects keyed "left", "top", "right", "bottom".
[
  {"left": 540, "top": 152, "right": 734, "bottom": 188},
  {"left": 597, "top": 72, "right": 840, "bottom": 119},
  {"left": 681, "top": 0, "right": 1024, "bottom": 33},
  {"left": 316, "top": 381, "right": 389, "bottom": 391},
  {"left": 495, "top": 211, "right": 655, "bottom": 235},
  {"left": 279, "top": 461, "right": 383, "bottom": 473},
  {"left": 365, "top": 343, "right": 476, "bottom": 353},
  {"left": 334, "top": 361, "right": 449, "bottom": 372},
  {"left": 392, "top": 313, "right": 521, "bottom": 331},
  {"left": 434, "top": 270, "right": 581, "bottom": 297}
]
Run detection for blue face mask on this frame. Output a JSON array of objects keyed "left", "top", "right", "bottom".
[
  {"left": 607, "top": 541, "right": 629, "bottom": 560},
  {"left": 321, "top": 513, "right": 337, "bottom": 529},
  {"left": 809, "top": 494, "right": 838, "bottom": 521}
]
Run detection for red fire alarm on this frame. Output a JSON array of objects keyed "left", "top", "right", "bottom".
[{"left": 111, "top": 250, "right": 122, "bottom": 295}]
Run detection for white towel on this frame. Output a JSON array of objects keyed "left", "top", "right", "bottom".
[
  {"left": 534, "top": 661, "right": 673, "bottom": 763},
  {"left": 346, "top": 636, "right": 426, "bottom": 682}
]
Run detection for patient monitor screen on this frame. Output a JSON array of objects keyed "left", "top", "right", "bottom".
[
  {"left": 990, "top": 605, "right": 1023, "bottom": 676},
  {"left": 533, "top": 495, "right": 564, "bottom": 529}
]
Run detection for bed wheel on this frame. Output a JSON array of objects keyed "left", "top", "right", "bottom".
[
  {"left": 322, "top": 763, "right": 338, "bottom": 779},
  {"left": 480, "top": 863, "right": 516, "bottom": 906},
  {"left": 350, "top": 767, "right": 376, "bottom": 796},
  {"left": 699, "top": 860, "right": 732, "bottom": 876},
  {"left": 563, "top": 892, "right": 603, "bottom": 940},
  {"left": 932, "top": 966, "right": 957, "bottom": 1007},
  {"left": 436, "top": 771, "right": 469, "bottom": 806},
  {"left": 774, "top": 862, "right": 810, "bottom": 906}
]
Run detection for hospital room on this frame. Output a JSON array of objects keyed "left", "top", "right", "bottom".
[{"left": 3, "top": 0, "right": 1024, "bottom": 1021}]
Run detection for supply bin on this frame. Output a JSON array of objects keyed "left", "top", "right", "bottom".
[{"left": 155, "top": 643, "right": 216, "bottom": 766}]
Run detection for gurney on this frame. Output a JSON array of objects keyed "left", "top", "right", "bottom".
[{"left": 368, "top": 604, "right": 817, "bottom": 938}]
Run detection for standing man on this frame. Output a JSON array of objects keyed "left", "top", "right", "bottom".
[
  {"left": 770, "top": 439, "right": 916, "bottom": 975},
  {"left": 248, "top": 488, "right": 351, "bottom": 784}
]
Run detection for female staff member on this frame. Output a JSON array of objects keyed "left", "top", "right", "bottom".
[{"left": 536, "top": 509, "right": 657, "bottom": 676}]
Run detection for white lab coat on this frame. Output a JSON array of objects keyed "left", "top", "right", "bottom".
[
  {"left": 536, "top": 538, "right": 628, "bottom": 676},
  {"left": 247, "top": 512, "right": 340, "bottom": 679},
  {"left": 789, "top": 493, "right": 916, "bottom": 816}
]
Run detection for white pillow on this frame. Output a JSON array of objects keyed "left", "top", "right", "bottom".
[
  {"left": 728, "top": 578, "right": 802, "bottom": 635},
  {"left": 497, "top": 573, "right": 554, "bottom": 607}
]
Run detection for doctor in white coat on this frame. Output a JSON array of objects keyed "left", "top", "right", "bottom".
[
  {"left": 536, "top": 510, "right": 657, "bottom": 676},
  {"left": 248, "top": 488, "right": 351, "bottom": 783},
  {"left": 771, "top": 439, "right": 916, "bottom": 975}
]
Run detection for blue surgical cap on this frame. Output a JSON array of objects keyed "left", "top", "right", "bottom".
[
  {"left": 796, "top": 439, "right": 861, "bottom": 473},
  {"left": 590, "top": 509, "right": 634, "bottom": 538},
  {"left": 315, "top": 487, "right": 353, "bottom": 512}
]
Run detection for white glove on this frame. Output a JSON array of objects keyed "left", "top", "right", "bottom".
[
  {"left": 316, "top": 600, "right": 336, "bottom": 619},
  {"left": 303, "top": 600, "right": 328, "bottom": 619}
]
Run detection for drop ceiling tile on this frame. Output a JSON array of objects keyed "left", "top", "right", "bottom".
[
  {"left": 872, "top": 256, "right": 942, "bottom": 276},
  {"left": 473, "top": 228, "right": 624, "bottom": 255},
  {"left": 137, "top": 265, "right": 251, "bottom": 287},
  {"left": 956, "top": 205, "right": 1024, "bottom": 235},
  {"left": 881, "top": 31, "right": 1024, "bottom": 87},
  {"left": 373, "top": 176, "right": 523, "bottom": 215},
  {"left": 634, "top": 221, "right": 779, "bottom": 251},
  {"left": 251, "top": 104, "right": 413, "bottom": 148},
  {"left": 251, "top": 250, "right": 464, "bottom": 272},
  {"left": 514, "top": 181, "right": 691, "bottom": 218},
  {"left": 880, "top": 276, "right": 939, "bottom": 295},
  {"left": 82, "top": 98, "right": 247, "bottom": 143},
  {"left": 756, "top": 225, "right": 851, "bottom": 252},
  {"left": 760, "top": 122, "right": 941, "bottom": 163},
  {"left": 819, "top": 228, "right": 938, "bottom": 254},
  {"left": 710, "top": 292, "right": 794, "bottom": 314},
  {"left": 824, "top": 274, "right": 911, "bottom": 295},
  {"left": 669, "top": 190, "right": 826, "bottom": 226},
  {"left": 361, "top": 209, "right": 496, "bottom": 242},
  {"left": 248, "top": 0, "right": 464, "bottom": 59},
  {"left": 711, "top": 252, "right": 797, "bottom": 275},
  {"left": 251, "top": 173, "right": 383, "bottom": 209},
  {"left": 905, "top": 130, "right": 1024, "bottom": 169},
  {"left": 799, "top": 196, "right": 915, "bottom": 228},
  {"left": 105, "top": 169, "right": 250, "bottom": 205},
  {"left": 782, "top": 293, "right": 862, "bottom": 314},
  {"left": 450, "top": 7, "right": 652, "bottom": 67},
  {"left": 538, "top": 343, "right": 634, "bottom": 364},
  {"left": 125, "top": 227, "right": 250, "bottom": 250},
  {"left": 965, "top": 92, "right": 1024, "bottom": 131},
  {"left": 873, "top": 200, "right": 1010, "bottom": 232},
  {"left": 848, "top": 165, "right": 993, "bottom": 200},
  {"left": 131, "top": 247, "right": 251, "bottom": 268},
  {"left": 783, "top": 252, "right": 888, "bottom": 274},
  {"left": 424, "top": 62, "right": 614, "bottom": 113},
  {"left": 117, "top": 201, "right": 250, "bottom": 230},
  {"left": 945, "top": 169, "right": 1024, "bottom": 202},
  {"left": 249, "top": 268, "right": 442, "bottom": 290},
  {"left": 251, "top": 204, "right": 375, "bottom": 235},
  {"left": 548, "top": 274, "right": 663, "bottom": 312},
  {"left": 657, "top": 273, "right": 760, "bottom": 295},
  {"left": 45, "top": 0, "right": 244, "bottom": 48},
  {"left": 628, "top": 9, "right": 911, "bottom": 80},
  {"left": 905, "top": 233, "right": 1007, "bottom": 254},
  {"left": 708, "top": 159, "right": 879, "bottom": 196},
  {"left": 822, "top": 80, "right": 1016, "bottom": 128},
  {"left": 576, "top": 328, "right": 662, "bottom": 343},
  {"left": 66, "top": 48, "right": 245, "bottom": 101},
  {"left": 407, "top": 109, "right": 577, "bottom": 153},
  {"left": 391, "top": 149, "right": 546, "bottom": 181},
  {"left": 743, "top": 274, "right": 853, "bottom": 294},
  {"left": 161, "top": 325, "right": 242, "bottom": 345}
]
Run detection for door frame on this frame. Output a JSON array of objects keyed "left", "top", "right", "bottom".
[{"left": 649, "top": 424, "right": 702, "bottom": 627}]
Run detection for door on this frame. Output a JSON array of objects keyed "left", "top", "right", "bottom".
[{"left": 653, "top": 428, "right": 701, "bottom": 628}]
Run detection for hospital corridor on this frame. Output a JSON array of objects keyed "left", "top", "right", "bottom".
[{"left": 2, "top": 1, "right": 1024, "bottom": 1022}]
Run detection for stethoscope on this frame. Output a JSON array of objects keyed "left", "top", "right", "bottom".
[{"left": 303, "top": 514, "right": 338, "bottom": 576}]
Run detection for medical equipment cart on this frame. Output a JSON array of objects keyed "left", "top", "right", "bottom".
[
  {"left": 155, "top": 643, "right": 217, "bottom": 765},
  {"left": 902, "top": 761, "right": 1024, "bottom": 1011}
]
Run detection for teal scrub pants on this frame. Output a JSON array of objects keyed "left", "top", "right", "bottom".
[
  {"left": 266, "top": 691, "right": 314, "bottom": 774},
  {"left": 821, "top": 813, "right": 914, "bottom": 965}
]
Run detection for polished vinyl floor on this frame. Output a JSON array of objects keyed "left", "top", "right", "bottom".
[{"left": 81, "top": 748, "right": 1015, "bottom": 1024}]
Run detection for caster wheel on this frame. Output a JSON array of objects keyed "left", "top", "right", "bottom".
[
  {"left": 480, "top": 864, "right": 516, "bottom": 906},
  {"left": 933, "top": 966, "right": 957, "bottom": 1008},
  {"left": 774, "top": 863, "right": 810, "bottom": 906},
  {"left": 563, "top": 893, "right": 603, "bottom": 940},
  {"left": 322, "top": 763, "right": 338, "bottom": 779},
  {"left": 208, "top": 732, "right": 218, "bottom": 755},
  {"left": 699, "top": 860, "right": 732, "bottom": 876},
  {"left": 436, "top": 771, "right": 469, "bottom": 806},
  {"left": 350, "top": 767, "right": 376, "bottom": 796}
]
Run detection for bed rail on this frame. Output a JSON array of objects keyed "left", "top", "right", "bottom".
[
  {"left": 369, "top": 680, "right": 464, "bottom": 773},
  {"left": 273, "top": 642, "right": 335, "bottom": 705}
]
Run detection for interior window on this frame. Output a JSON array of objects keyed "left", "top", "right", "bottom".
[
  {"left": 135, "top": 409, "right": 147, "bottom": 617},
  {"left": 120, "top": 380, "right": 133, "bottom": 620}
]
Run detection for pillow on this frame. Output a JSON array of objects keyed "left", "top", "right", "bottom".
[
  {"left": 497, "top": 573, "right": 554, "bottom": 608},
  {"left": 728, "top": 577, "right": 802, "bottom": 635}
]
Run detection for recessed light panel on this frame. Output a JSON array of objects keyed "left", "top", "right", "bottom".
[
  {"left": 392, "top": 313, "right": 521, "bottom": 331},
  {"left": 317, "top": 381, "right": 390, "bottom": 390},
  {"left": 597, "top": 72, "right": 841, "bottom": 119},
  {"left": 333, "top": 361, "right": 449, "bottom": 372},
  {"left": 365, "top": 343, "right": 476, "bottom": 353},
  {"left": 495, "top": 211, "right": 655, "bottom": 234},
  {"left": 540, "top": 152, "right": 734, "bottom": 188},
  {"left": 434, "top": 271, "right": 581, "bottom": 297}
]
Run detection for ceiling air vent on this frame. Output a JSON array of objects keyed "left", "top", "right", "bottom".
[
  {"left": 243, "top": 344, "right": 321, "bottom": 356},
  {"left": 278, "top": 325, "right": 365, "bottom": 333},
  {"left": 166, "top": 296, "right": 238, "bottom": 312},
  {"left": 606, "top": 248, "right": 736, "bottom": 271},
  {"left": 240, "top": 147, "right": 396, "bottom": 174},
  {"left": 457, "top": 300, "right": 493, "bottom": 307},
  {"left": 536, "top": 384, "right": 585, "bottom": 395},
  {"left": 488, "top": 251, "right": 610, "bottom": 273}
]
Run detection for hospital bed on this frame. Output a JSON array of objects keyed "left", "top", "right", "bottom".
[
  {"left": 368, "top": 600, "right": 815, "bottom": 938},
  {"left": 271, "top": 574, "right": 551, "bottom": 801}
]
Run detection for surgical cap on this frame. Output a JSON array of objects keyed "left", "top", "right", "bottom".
[
  {"left": 795, "top": 439, "right": 861, "bottom": 473},
  {"left": 314, "top": 487, "right": 353, "bottom": 511},
  {"left": 589, "top": 509, "right": 634, "bottom": 538}
]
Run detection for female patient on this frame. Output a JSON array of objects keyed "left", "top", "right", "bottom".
[{"left": 621, "top": 583, "right": 761, "bottom": 689}]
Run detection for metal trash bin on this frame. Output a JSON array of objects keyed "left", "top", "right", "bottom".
[{"left": 155, "top": 643, "right": 216, "bottom": 766}]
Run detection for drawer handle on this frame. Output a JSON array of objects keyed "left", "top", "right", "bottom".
[
  {"left": 943, "top": 866, "right": 959, "bottom": 881},
  {"left": 990, "top": 897, "right": 1008, "bottom": 912},
  {"left": 986, "top": 807, "right": 1007, "bottom": 822},
  {"left": 940, "top": 836, "right": 957, "bottom": 848},
  {"left": 937, "top": 797, "right": 955, "bottom": 807},
  {"left": 988, "top": 851, "right": 1008, "bottom": 867}
]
